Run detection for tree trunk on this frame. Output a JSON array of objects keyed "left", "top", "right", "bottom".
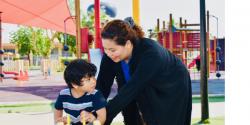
[{"left": 27, "top": 53, "right": 31, "bottom": 66}]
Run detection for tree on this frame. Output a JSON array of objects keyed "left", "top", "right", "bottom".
[
  {"left": 11, "top": 26, "right": 54, "bottom": 65},
  {"left": 34, "top": 29, "right": 53, "bottom": 58},
  {"left": 66, "top": 35, "right": 76, "bottom": 55},
  {"left": 10, "top": 26, "right": 33, "bottom": 62},
  {"left": 81, "top": 10, "right": 109, "bottom": 34}
]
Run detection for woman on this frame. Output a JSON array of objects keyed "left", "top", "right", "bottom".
[{"left": 97, "top": 17, "right": 192, "bottom": 125}]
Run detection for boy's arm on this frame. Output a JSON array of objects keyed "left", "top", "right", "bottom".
[
  {"left": 54, "top": 109, "right": 65, "bottom": 124},
  {"left": 96, "top": 107, "right": 106, "bottom": 125},
  {"left": 54, "top": 92, "right": 66, "bottom": 124},
  {"left": 81, "top": 108, "right": 106, "bottom": 125}
]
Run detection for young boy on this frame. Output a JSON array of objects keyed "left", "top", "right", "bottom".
[{"left": 54, "top": 59, "right": 106, "bottom": 125}]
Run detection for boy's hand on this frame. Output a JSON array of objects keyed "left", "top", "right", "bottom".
[
  {"left": 55, "top": 122, "right": 64, "bottom": 125},
  {"left": 55, "top": 116, "right": 67, "bottom": 125},
  {"left": 80, "top": 111, "right": 96, "bottom": 123}
]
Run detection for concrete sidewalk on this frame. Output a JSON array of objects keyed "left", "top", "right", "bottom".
[{"left": 0, "top": 102, "right": 224, "bottom": 125}]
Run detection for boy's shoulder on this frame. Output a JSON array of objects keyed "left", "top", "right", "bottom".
[
  {"left": 59, "top": 88, "right": 71, "bottom": 96},
  {"left": 86, "top": 89, "right": 98, "bottom": 96}
]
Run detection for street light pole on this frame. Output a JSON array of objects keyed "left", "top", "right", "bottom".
[
  {"left": 208, "top": 14, "right": 222, "bottom": 78},
  {"left": 209, "top": 14, "right": 218, "bottom": 40}
]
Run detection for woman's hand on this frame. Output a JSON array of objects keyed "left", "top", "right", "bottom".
[{"left": 80, "top": 111, "right": 96, "bottom": 123}]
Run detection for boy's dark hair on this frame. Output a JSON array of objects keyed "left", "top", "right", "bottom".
[{"left": 64, "top": 59, "right": 97, "bottom": 88}]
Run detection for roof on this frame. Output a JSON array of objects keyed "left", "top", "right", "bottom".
[{"left": 0, "top": 0, "right": 76, "bottom": 35}]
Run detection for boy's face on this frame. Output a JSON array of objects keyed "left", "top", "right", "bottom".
[{"left": 73, "top": 76, "right": 96, "bottom": 93}]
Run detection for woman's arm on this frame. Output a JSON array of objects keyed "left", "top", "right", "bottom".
[
  {"left": 105, "top": 50, "right": 163, "bottom": 124},
  {"left": 96, "top": 54, "right": 116, "bottom": 99}
]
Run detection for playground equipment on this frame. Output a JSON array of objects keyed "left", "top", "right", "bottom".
[
  {"left": 87, "top": 2, "right": 117, "bottom": 18},
  {"left": 62, "top": 27, "right": 93, "bottom": 65},
  {"left": 64, "top": 26, "right": 103, "bottom": 78},
  {"left": 0, "top": 49, "right": 4, "bottom": 81},
  {"left": 3, "top": 59, "right": 29, "bottom": 81},
  {"left": 61, "top": 113, "right": 101, "bottom": 125},
  {"left": 0, "top": 12, "right": 3, "bottom": 82},
  {"left": 67, "top": 114, "right": 70, "bottom": 125},
  {"left": 80, "top": 27, "right": 103, "bottom": 76},
  {"left": 215, "top": 38, "right": 224, "bottom": 78},
  {"left": 41, "top": 58, "right": 50, "bottom": 79},
  {"left": 155, "top": 11, "right": 224, "bottom": 79},
  {"left": 133, "top": 0, "right": 140, "bottom": 25}
]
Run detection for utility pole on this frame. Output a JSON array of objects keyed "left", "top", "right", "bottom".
[{"left": 199, "top": 0, "right": 209, "bottom": 123}]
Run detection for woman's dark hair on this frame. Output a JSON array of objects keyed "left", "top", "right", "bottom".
[
  {"left": 101, "top": 17, "right": 144, "bottom": 46},
  {"left": 64, "top": 59, "right": 97, "bottom": 88}
]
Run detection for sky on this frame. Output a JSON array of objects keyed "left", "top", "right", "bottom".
[{"left": 2, "top": 0, "right": 225, "bottom": 42}]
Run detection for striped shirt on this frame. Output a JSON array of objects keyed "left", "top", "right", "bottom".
[{"left": 55, "top": 88, "right": 106, "bottom": 125}]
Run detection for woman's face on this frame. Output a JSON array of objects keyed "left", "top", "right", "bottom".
[{"left": 102, "top": 39, "right": 133, "bottom": 63}]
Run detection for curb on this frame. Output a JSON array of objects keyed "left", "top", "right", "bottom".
[{"left": 192, "top": 94, "right": 224, "bottom": 103}]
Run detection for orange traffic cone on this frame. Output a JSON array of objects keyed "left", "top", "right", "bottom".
[{"left": 24, "top": 70, "right": 29, "bottom": 80}]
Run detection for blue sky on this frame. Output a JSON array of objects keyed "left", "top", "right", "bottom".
[{"left": 2, "top": 0, "right": 225, "bottom": 42}]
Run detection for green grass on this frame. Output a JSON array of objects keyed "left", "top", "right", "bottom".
[
  {"left": 191, "top": 117, "right": 224, "bottom": 125},
  {"left": 0, "top": 95, "right": 224, "bottom": 113},
  {"left": 0, "top": 102, "right": 54, "bottom": 113},
  {"left": 192, "top": 95, "right": 224, "bottom": 103}
]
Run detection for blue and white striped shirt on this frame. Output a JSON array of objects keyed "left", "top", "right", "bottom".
[{"left": 55, "top": 88, "right": 106, "bottom": 125}]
